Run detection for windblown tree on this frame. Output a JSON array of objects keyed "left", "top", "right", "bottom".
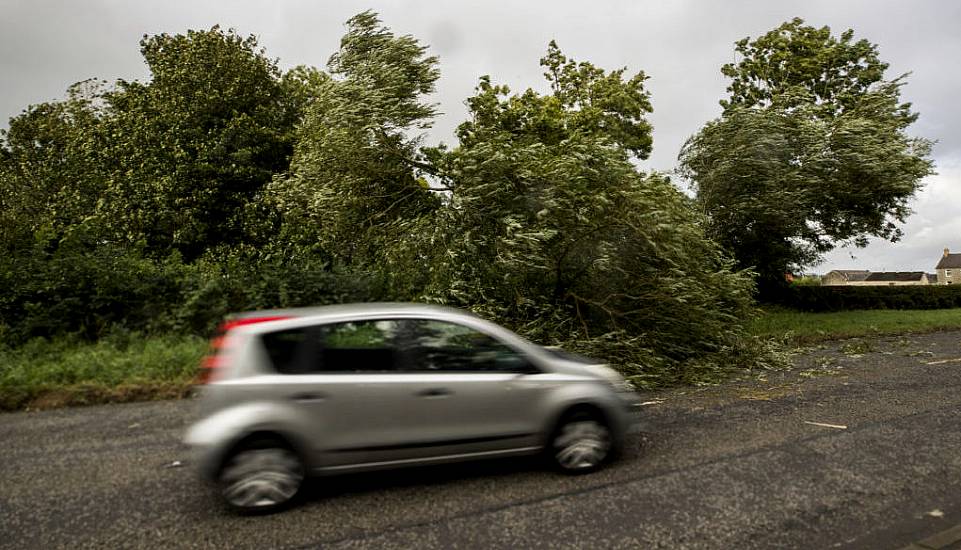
[
  {"left": 679, "top": 18, "right": 934, "bottom": 297},
  {"left": 268, "top": 11, "right": 441, "bottom": 294},
  {"left": 429, "top": 43, "right": 758, "bottom": 384}
]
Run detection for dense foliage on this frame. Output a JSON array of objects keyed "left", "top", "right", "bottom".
[
  {"left": 6, "top": 12, "right": 934, "bottom": 388},
  {"left": 679, "top": 18, "right": 933, "bottom": 298},
  {"left": 100, "top": 27, "right": 297, "bottom": 259},
  {"left": 267, "top": 12, "right": 441, "bottom": 297},
  {"left": 425, "top": 48, "right": 758, "bottom": 383}
]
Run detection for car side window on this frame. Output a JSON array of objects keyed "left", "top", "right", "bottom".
[
  {"left": 399, "top": 319, "right": 532, "bottom": 373},
  {"left": 317, "top": 320, "right": 400, "bottom": 372},
  {"left": 261, "top": 328, "right": 312, "bottom": 374},
  {"left": 262, "top": 318, "right": 534, "bottom": 374}
]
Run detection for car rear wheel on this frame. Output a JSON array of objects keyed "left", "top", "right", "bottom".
[
  {"left": 219, "top": 439, "right": 305, "bottom": 513},
  {"left": 549, "top": 411, "right": 612, "bottom": 473}
]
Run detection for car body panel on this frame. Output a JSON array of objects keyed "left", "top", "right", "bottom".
[{"left": 186, "top": 303, "right": 641, "bottom": 480}]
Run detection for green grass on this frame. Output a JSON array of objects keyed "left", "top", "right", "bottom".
[
  {"left": 0, "top": 333, "right": 207, "bottom": 411},
  {"left": 748, "top": 307, "right": 961, "bottom": 344}
]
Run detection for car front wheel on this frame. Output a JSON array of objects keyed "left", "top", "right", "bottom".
[
  {"left": 218, "top": 439, "right": 305, "bottom": 513},
  {"left": 549, "top": 411, "right": 612, "bottom": 473}
]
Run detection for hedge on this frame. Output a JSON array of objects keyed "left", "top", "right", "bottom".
[{"left": 774, "top": 284, "right": 961, "bottom": 312}]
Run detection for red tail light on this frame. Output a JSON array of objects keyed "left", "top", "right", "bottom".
[{"left": 197, "top": 315, "right": 291, "bottom": 384}]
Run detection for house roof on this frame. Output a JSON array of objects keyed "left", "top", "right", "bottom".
[
  {"left": 827, "top": 270, "right": 871, "bottom": 281},
  {"left": 936, "top": 253, "right": 961, "bottom": 269},
  {"left": 863, "top": 271, "right": 927, "bottom": 282}
]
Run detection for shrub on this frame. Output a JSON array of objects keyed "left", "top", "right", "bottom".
[
  {"left": 774, "top": 285, "right": 961, "bottom": 312},
  {"left": 0, "top": 236, "right": 374, "bottom": 345},
  {"left": 172, "top": 246, "right": 376, "bottom": 335},
  {"left": 0, "top": 236, "right": 193, "bottom": 345}
]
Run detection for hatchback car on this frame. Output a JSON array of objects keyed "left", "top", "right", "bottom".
[{"left": 185, "top": 303, "right": 641, "bottom": 512}]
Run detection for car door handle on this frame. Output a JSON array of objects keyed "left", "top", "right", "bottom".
[
  {"left": 416, "top": 388, "right": 452, "bottom": 398},
  {"left": 290, "top": 392, "right": 326, "bottom": 403}
]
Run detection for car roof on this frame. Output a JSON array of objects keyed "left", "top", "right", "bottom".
[
  {"left": 228, "top": 302, "right": 477, "bottom": 322},
  {"left": 224, "top": 302, "right": 562, "bottom": 367}
]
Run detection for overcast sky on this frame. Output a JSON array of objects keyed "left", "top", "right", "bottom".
[{"left": 2, "top": 0, "right": 959, "bottom": 273}]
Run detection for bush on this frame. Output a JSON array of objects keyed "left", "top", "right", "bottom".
[
  {"left": 0, "top": 235, "right": 375, "bottom": 346},
  {"left": 0, "top": 235, "right": 194, "bottom": 345},
  {"left": 172, "top": 246, "right": 376, "bottom": 335},
  {"left": 774, "top": 285, "right": 961, "bottom": 312}
]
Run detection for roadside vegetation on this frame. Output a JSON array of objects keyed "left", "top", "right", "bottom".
[
  {"left": 0, "top": 334, "right": 206, "bottom": 411},
  {"left": 749, "top": 308, "right": 961, "bottom": 345},
  {"left": 0, "top": 13, "right": 934, "bottom": 410}
]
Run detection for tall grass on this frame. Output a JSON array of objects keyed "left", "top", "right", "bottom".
[{"left": 0, "top": 333, "right": 207, "bottom": 411}]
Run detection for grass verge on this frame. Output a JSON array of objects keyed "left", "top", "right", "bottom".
[
  {"left": 0, "top": 333, "right": 207, "bottom": 411},
  {"left": 748, "top": 307, "right": 961, "bottom": 344}
]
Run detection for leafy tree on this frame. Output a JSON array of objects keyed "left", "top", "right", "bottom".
[
  {"left": 720, "top": 18, "right": 889, "bottom": 115},
  {"left": 429, "top": 45, "right": 759, "bottom": 385},
  {"left": 268, "top": 11, "right": 440, "bottom": 294},
  {"left": 98, "top": 26, "right": 295, "bottom": 259},
  {"left": 0, "top": 81, "right": 107, "bottom": 249},
  {"left": 456, "top": 41, "right": 653, "bottom": 160},
  {"left": 680, "top": 18, "right": 933, "bottom": 297}
]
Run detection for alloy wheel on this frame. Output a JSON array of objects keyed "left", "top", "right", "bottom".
[
  {"left": 220, "top": 446, "right": 304, "bottom": 511},
  {"left": 552, "top": 418, "right": 611, "bottom": 472}
]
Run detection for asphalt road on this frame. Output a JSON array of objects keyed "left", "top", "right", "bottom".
[{"left": 2, "top": 331, "right": 960, "bottom": 549}]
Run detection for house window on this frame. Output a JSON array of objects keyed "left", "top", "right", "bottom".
[{"left": 947, "top": 270, "right": 953, "bottom": 277}]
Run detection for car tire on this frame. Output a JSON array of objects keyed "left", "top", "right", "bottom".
[
  {"left": 218, "top": 437, "right": 305, "bottom": 514},
  {"left": 548, "top": 409, "right": 613, "bottom": 474}
]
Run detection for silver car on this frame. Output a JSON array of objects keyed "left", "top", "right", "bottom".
[{"left": 185, "top": 303, "right": 641, "bottom": 512}]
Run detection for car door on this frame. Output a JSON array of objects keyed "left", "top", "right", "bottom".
[
  {"left": 255, "top": 318, "right": 422, "bottom": 469},
  {"left": 386, "top": 318, "right": 551, "bottom": 459},
  {"left": 294, "top": 318, "right": 437, "bottom": 468}
]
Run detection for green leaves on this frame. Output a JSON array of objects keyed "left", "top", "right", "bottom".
[
  {"left": 720, "top": 17, "right": 889, "bottom": 117},
  {"left": 98, "top": 26, "right": 294, "bottom": 259},
  {"left": 542, "top": 41, "right": 653, "bottom": 159},
  {"left": 0, "top": 81, "right": 108, "bottom": 248},
  {"left": 456, "top": 44, "right": 652, "bottom": 160},
  {"left": 268, "top": 10, "right": 440, "bottom": 276},
  {"left": 328, "top": 10, "right": 440, "bottom": 130},
  {"left": 682, "top": 19, "right": 933, "bottom": 297},
  {"left": 430, "top": 46, "right": 759, "bottom": 385}
]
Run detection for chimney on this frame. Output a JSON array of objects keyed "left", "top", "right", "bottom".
[{"left": 945, "top": 248, "right": 951, "bottom": 258}]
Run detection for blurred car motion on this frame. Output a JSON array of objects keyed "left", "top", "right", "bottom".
[{"left": 185, "top": 303, "right": 641, "bottom": 512}]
